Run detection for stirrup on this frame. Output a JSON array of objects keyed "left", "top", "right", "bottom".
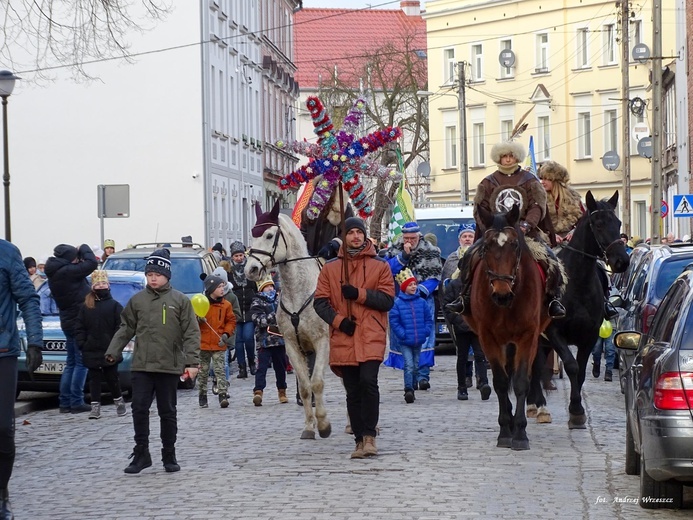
[
  {"left": 445, "top": 297, "right": 465, "bottom": 313},
  {"left": 548, "top": 299, "right": 566, "bottom": 319}
]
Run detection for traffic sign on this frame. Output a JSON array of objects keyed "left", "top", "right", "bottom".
[
  {"left": 673, "top": 195, "right": 693, "bottom": 218},
  {"left": 661, "top": 200, "right": 668, "bottom": 218}
]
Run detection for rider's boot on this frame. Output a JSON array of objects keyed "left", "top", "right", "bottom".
[
  {"left": 542, "top": 243, "right": 567, "bottom": 320},
  {"left": 444, "top": 242, "right": 478, "bottom": 316}
]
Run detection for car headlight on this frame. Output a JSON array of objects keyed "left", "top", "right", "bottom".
[{"left": 123, "top": 340, "right": 135, "bottom": 352}]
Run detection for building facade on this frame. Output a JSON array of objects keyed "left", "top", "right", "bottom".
[{"left": 424, "top": 0, "right": 676, "bottom": 239}]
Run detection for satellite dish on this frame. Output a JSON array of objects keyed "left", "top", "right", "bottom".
[
  {"left": 417, "top": 161, "right": 431, "bottom": 178},
  {"left": 602, "top": 151, "right": 620, "bottom": 171}
]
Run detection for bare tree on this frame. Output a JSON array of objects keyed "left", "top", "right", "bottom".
[
  {"left": 315, "top": 29, "right": 429, "bottom": 241},
  {"left": 1, "top": 1, "right": 171, "bottom": 79}
]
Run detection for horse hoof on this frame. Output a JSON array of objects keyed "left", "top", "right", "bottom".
[
  {"left": 511, "top": 439, "right": 530, "bottom": 451},
  {"left": 497, "top": 437, "right": 512, "bottom": 448},
  {"left": 300, "top": 430, "right": 316, "bottom": 440},
  {"left": 526, "top": 404, "right": 538, "bottom": 418},
  {"left": 318, "top": 424, "right": 332, "bottom": 438},
  {"left": 537, "top": 412, "right": 552, "bottom": 424},
  {"left": 568, "top": 414, "right": 587, "bottom": 429}
]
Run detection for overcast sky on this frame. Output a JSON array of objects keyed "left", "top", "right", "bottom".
[{"left": 301, "top": 0, "right": 402, "bottom": 9}]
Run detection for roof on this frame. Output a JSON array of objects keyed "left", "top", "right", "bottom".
[{"left": 294, "top": 8, "right": 427, "bottom": 88}]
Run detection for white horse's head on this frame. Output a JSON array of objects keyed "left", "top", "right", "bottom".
[{"left": 244, "top": 200, "right": 309, "bottom": 281}]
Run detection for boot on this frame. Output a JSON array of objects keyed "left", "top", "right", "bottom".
[
  {"left": 114, "top": 397, "right": 127, "bottom": 417},
  {"left": 548, "top": 299, "right": 567, "bottom": 319},
  {"left": 219, "top": 392, "right": 229, "bottom": 408},
  {"left": 253, "top": 390, "right": 263, "bottom": 406},
  {"left": 592, "top": 361, "right": 600, "bottom": 378},
  {"left": 418, "top": 379, "right": 430, "bottom": 390},
  {"left": 211, "top": 376, "right": 219, "bottom": 395},
  {"left": 457, "top": 387, "right": 468, "bottom": 401},
  {"left": 0, "top": 488, "right": 13, "bottom": 520},
  {"left": 404, "top": 389, "right": 415, "bottom": 404},
  {"left": 88, "top": 402, "right": 101, "bottom": 420},
  {"left": 362, "top": 435, "right": 378, "bottom": 457},
  {"left": 124, "top": 445, "right": 152, "bottom": 474},
  {"left": 278, "top": 388, "right": 289, "bottom": 404},
  {"left": 199, "top": 394, "right": 208, "bottom": 408},
  {"left": 237, "top": 364, "right": 248, "bottom": 379},
  {"left": 249, "top": 360, "right": 257, "bottom": 376},
  {"left": 465, "top": 376, "right": 473, "bottom": 388},
  {"left": 350, "top": 441, "right": 365, "bottom": 459},
  {"left": 604, "top": 300, "right": 619, "bottom": 320},
  {"left": 479, "top": 383, "right": 492, "bottom": 401},
  {"left": 604, "top": 369, "right": 613, "bottom": 382},
  {"left": 161, "top": 447, "right": 180, "bottom": 473}
]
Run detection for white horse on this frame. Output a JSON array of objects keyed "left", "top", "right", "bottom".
[{"left": 244, "top": 201, "right": 332, "bottom": 440}]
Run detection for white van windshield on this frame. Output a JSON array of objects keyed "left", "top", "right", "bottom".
[{"left": 418, "top": 217, "right": 475, "bottom": 259}]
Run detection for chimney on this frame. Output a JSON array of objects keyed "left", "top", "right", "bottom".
[{"left": 401, "top": 0, "right": 421, "bottom": 16}]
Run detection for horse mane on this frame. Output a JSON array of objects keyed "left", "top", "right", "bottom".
[{"left": 277, "top": 212, "right": 311, "bottom": 257}]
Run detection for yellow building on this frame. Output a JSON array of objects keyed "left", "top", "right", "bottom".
[{"left": 423, "top": 0, "right": 675, "bottom": 238}]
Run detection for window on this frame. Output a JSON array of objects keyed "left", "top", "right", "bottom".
[
  {"left": 471, "top": 44, "right": 483, "bottom": 81},
  {"left": 537, "top": 116, "right": 550, "bottom": 161},
  {"left": 576, "top": 28, "right": 589, "bottom": 68},
  {"left": 535, "top": 33, "right": 549, "bottom": 72},
  {"left": 635, "top": 201, "right": 647, "bottom": 237},
  {"left": 604, "top": 23, "right": 617, "bottom": 65},
  {"left": 578, "top": 112, "right": 592, "bottom": 158},
  {"left": 604, "top": 109, "right": 618, "bottom": 154},
  {"left": 500, "top": 119, "right": 513, "bottom": 141},
  {"left": 445, "top": 125, "right": 457, "bottom": 168},
  {"left": 444, "top": 48, "right": 456, "bottom": 84},
  {"left": 500, "top": 39, "right": 513, "bottom": 78},
  {"left": 472, "top": 123, "right": 485, "bottom": 166},
  {"left": 629, "top": 19, "right": 643, "bottom": 62}
]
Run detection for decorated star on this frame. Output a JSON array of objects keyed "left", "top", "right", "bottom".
[{"left": 277, "top": 96, "right": 403, "bottom": 220}]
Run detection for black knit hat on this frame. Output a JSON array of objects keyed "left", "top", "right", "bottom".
[
  {"left": 145, "top": 248, "right": 171, "bottom": 279},
  {"left": 23, "top": 257, "right": 36, "bottom": 270},
  {"left": 53, "top": 244, "right": 79, "bottom": 263},
  {"left": 212, "top": 242, "right": 224, "bottom": 253},
  {"left": 344, "top": 217, "right": 367, "bottom": 236},
  {"left": 204, "top": 274, "right": 225, "bottom": 296}
]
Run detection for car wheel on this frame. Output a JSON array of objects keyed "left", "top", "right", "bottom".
[
  {"left": 625, "top": 419, "right": 640, "bottom": 475},
  {"left": 639, "top": 451, "right": 683, "bottom": 509}
]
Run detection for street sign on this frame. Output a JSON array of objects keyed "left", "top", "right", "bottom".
[
  {"left": 97, "top": 184, "right": 130, "bottom": 218},
  {"left": 632, "top": 122, "right": 649, "bottom": 142},
  {"left": 499, "top": 49, "right": 516, "bottom": 68},
  {"left": 602, "top": 151, "right": 620, "bottom": 171},
  {"left": 632, "top": 43, "right": 651, "bottom": 63},
  {"left": 673, "top": 195, "right": 693, "bottom": 218},
  {"left": 661, "top": 200, "right": 669, "bottom": 218},
  {"left": 637, "top": 137, "right": 653, "bottom": 158}
]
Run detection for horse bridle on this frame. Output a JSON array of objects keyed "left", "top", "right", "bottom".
[
  {"left": 480, "top": 226, "right": 522, "bottom": 291},
  {"left": 247, "top": 224, "right": 322, "bottom": 271},
  {"left": 563, "top": 208, "right": 623, "bottom": 261}
]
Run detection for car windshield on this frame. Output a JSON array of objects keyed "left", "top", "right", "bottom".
[
  {"left": 110, "top": 282, "right": 145, "bottom": 307},
  {"left": 104, "top": 257, "right": 204, "bottom": 295},
  {"left": 655, "top": 257, "right": 693, "bottom": 299},
  {"left": 418, "top": 218, "right": 475, "bottom": 259}
]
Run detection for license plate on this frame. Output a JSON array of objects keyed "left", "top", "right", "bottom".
[
  {"left": 36, "top": 362, "right": 65, "bottom": 374},
  {"left": 438, "top": 323, "right": 449, "bottom": 334}
]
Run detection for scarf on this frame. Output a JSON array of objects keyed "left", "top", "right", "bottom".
[
  {"left": 231, "top": 258, "right": 248, "bottom": 287},
  {"left": 347, "top": 242, "right": 368, "bottom": 257}
]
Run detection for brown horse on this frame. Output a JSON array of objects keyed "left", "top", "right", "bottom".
[{"left": 464, "top": 204, "right": 551, "bottom": 450}]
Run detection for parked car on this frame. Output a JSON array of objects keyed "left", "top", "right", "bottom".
[
  {"left": 614, "top": 266, "right": 693, "bottom": 509},
  {"left": 612, "top": 243, "right": 693, "bottom": 392},
  {"left": 16, "top": 270, "right": 146, "bottom": 397},
  {"left": 102, "top": 242, "right": 218, "bottom": 297}
]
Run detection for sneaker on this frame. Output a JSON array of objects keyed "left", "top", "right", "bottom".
[
  {"left": 71, "top": 403, "right": 92, "bottom": 414},
  {"left": 114, "top": 397, "right": 127, "bottom": 417},
  {"left": 479, "top": 383, "right": 492, "bottom": 401},
  {"left": 88, "top": 402, "right": 101, "bottom": 420},
  {"left": 404, "top": 389, "right": 415, "bottom": 404},
  {"left": 199, "top": 395, "right": 208, "bottom": 408},
  {"left": 457, "top": 388, "right": 468, "bottom": 401},
  {"left": 604, "top": 370, "right": 613, "bottom": 382},
  {"left": 592, "top": 362, "right": 600, "bottom": 378},
  {"left": 418, "top": 379, "right": 430, "bottom": 391},
  {"left": 161, "top": 448, "right": 180, "bottom": 473}
]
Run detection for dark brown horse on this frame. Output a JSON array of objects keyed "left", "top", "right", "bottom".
[{"left": 464, "top": 204, "right": 551, "bottom": 450}]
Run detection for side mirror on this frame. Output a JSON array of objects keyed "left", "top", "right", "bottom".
[{"left": 614, "top": 331, "right": 641, "bottom": 351}]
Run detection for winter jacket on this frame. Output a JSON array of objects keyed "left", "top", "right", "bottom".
[
  {"left": 386, "top": 236, "right": 443, "bottom": 297},
  {"left": 389, "top": 290, "right": 433, "bottom": 347},
  {"left": 106, "top": 283, "right": 200, "bottom": 375},
  {"left": 441, "top": 276, "right": 472, "bottom": 334},
  {"left": 314, "top": 241, "right": 395, "bottom": 375},
  {"left": 201, "top": 297, "right": 235, "bottom": 352},
  {"left": 45, "top": 244, "right": 98, "bottom": 336},
  {"left": 251, "top": 292, "right": 284, "bottom": 348},
  {"left": 224, "top": 291, "right": 241, "bottom": 346},
  {"left": 0, "top": 240, "right": 42, "bottom": 358},
  {"left": 74, "top": 292, "right": 123, "bottom": 369},
  {"left": 231, "top": 280, "right": 259, "bottom": 322}
]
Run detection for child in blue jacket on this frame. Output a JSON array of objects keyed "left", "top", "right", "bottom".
[{"left": 389, "top": 268, "right": 433, "bottom": 403}]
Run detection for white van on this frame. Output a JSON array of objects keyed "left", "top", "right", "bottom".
[{"left": 414, "top": 205, "right": 476, "bottom": 259}]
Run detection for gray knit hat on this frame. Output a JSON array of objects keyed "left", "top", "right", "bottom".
[{"left": 229, "top": 241, "right": 246, "bottom": 256}]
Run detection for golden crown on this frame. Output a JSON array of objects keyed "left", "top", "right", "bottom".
[{"left": 395, "top": 268, "right": 415, "bottom": 285}]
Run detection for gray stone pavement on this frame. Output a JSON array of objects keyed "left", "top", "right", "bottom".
[{"left": 11, "top": 354, "right": 692, "bottom": 519}]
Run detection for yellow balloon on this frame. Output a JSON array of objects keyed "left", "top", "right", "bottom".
[
  {"left": 599, "top": 319, "right": 613, "bottom": 339},
  {"left": 191, "top": 293, "right": 210, "bottom": 318}
]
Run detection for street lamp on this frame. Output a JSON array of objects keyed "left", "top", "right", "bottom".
[
  {"left": 417, "top": 63, "right": 469, "bottom": 205},
  {"left": 0, "top": 70, "right": 19, "bottom": 242}
]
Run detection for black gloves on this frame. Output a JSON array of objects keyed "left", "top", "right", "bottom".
[
  {"left": 26, "top": 345, "right": 43, "bottom": 373},
  {"left": 341, "top": 285, "right": 359, "bottom": 300},
  {"left": 338, "top": 318, "right": 356, "bottom": 336},
  {"left": 317, "top": 238, "right": 341, "bottom": 260},
  {"left": 218, "top": 333, "right": 229, "bottom": 347}
]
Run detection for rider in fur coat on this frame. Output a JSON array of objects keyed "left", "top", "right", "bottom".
[{"left": 539, "top": 161, "right": 584, "bottom": 241}]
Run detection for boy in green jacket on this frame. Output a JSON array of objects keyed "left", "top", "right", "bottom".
[{"left": 106, "top": 248, "right": 200, "bottom": 474}]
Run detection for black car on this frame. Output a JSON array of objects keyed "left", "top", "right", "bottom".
[{"left": 614, "top": 267, "right": 693, "bottom": 509}]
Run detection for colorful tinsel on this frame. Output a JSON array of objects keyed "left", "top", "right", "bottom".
[{"left": 276, "top": 96, "right": 403, "bottom": 220}]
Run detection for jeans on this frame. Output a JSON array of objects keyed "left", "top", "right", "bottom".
[
  {"left": 592, "top": 334, "right": 616, "bottom": 370},
  {"left": 0, "top": 356, "right": 17, "bottom": 490},
  {"left": 235, "top": 321, "right": 256, "bottom": 367},
  {"left": 418, "top": 296, "right": 436, "bottom": 383},
  {"left": 130, "top": 372, "right": 179, "bottom": 448},
  {"left": 253, "top": 346, "right": 287, "bottom": 392},
  {"left": 59, "top": 333, "right": 88, "bottom": 409},
  {"left": 342, "top": 360, "right": 380, "bottom": 441},
  {"left": 401, "top": 344, "right": 421, "bottom": 391}
]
